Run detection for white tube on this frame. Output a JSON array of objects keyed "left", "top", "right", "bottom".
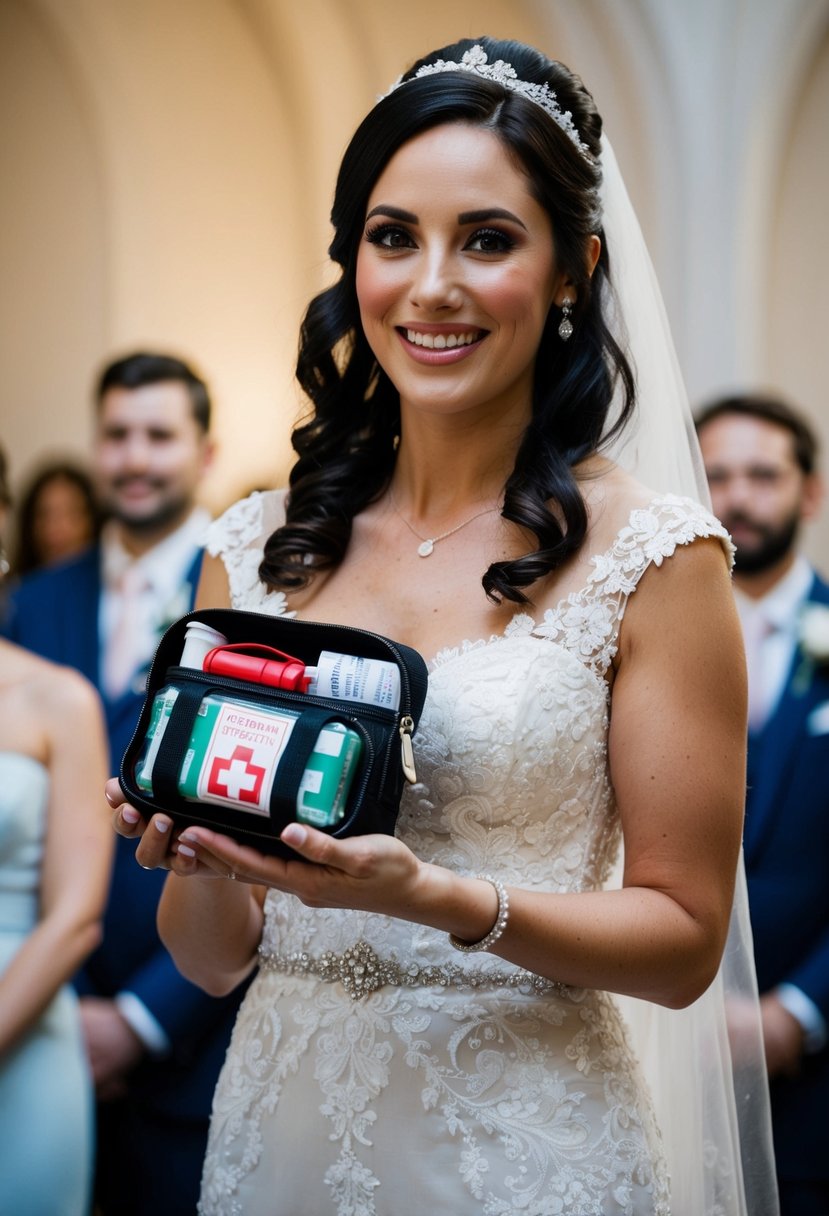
[
  {"left": 305, "top": 651, "right": 400, "bottom": 710},
  {"left": 179, "top": 620, "right": 229, "bottom": 669}
]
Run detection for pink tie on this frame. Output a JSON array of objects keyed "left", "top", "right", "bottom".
[
  {"left": 103, "top": 565, "right": 151, "bottom": 699},
  {"left": 743, "top": 612, "right": 772, "bottom": 733}
]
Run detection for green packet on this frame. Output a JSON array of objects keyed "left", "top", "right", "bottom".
[{"left": 135, "top": 686, "right": 362, "bottom": 828}]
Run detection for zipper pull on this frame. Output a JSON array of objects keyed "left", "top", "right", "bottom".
[{"left": 399, "top": 715, "right": 417, "bottom": 783}]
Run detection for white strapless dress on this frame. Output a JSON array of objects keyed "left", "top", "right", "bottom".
[{"left": 0, "top": 752, "right": 94, "bottom": 1215}]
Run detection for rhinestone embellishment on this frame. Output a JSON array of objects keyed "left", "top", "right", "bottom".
[
  {"left": 258, "top": 938, "right": 566, "bottom": 1001},
  {"left": 382, "top": 46, "right": 592, "bottom": 161},
  {"left": 558, "top": 297, "right": 574, "bottom": 341}
]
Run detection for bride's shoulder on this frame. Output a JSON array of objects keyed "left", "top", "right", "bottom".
[
  {"left": 206, "top": 487, "right": 288, "bottom": 558},
  {"left": 577, "top": 461, "right": 655, "bottom": 554},
  {"left": 580, "top": 461, "right": 652, "bottom": 527},
  {"left": 579, "top": 460, "right": 726, "bottom": 557}
]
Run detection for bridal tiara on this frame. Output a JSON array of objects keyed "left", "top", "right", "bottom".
[{"left": 381, "top": 45, "right": 593, "bottom": 160}]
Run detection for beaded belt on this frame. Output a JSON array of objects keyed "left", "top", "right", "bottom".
[{"left": 257, "top": 938, "right": 567, "bottom": 1001}]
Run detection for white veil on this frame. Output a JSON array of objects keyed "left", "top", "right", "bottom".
[{"left": 599, "top": 137, "right": 779, "bottom": 1214}]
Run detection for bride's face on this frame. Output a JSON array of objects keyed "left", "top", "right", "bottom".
[{"left": 355, "top": 122, "right": 567, "bottom": 427}]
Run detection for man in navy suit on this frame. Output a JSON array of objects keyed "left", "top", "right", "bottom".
[
  {"left": 697, "top": 394, "right": 829, "bottom": 1216},
  {"left": 3, "top": 352, "right": 246, "bottom": 1215}
]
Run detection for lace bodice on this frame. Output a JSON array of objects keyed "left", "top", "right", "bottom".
[
  {"left": 199, "top": 491, "right": 734, "bottom": 1216},
  {"left": 208, "top": 489, "right": 731, "bottom": 679},
  {"left": 207, "top": 491, "right": 731, "bottom": 968}
]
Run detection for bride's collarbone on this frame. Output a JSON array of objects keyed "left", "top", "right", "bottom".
[
  {"left": 286, "top": 481, "right": 642, "bottom": 645},
  {"left": 289, "top": 555, "right": 514, "bottom": 654}
]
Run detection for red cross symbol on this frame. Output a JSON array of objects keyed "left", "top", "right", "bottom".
[{"left": 208, "top": 746, "right": 267, "bottom": 804}]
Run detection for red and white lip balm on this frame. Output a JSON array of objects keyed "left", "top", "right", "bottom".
[{"left": 202, "top": 645, "right": 310, "bottom": 692}]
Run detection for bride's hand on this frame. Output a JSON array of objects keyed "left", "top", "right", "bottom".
[
  {"left": 170, "top": 820, "right": 425, "bottom": 914},
  {"left": 104, "top": 777, "right": 221, "bottom": 879}
]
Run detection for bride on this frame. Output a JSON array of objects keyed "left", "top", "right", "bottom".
[{"left": 110, "top": 36, "right": 776, "bottom": 1215}]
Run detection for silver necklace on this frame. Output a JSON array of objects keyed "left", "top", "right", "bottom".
[{"left": 389, "top": 489, "right": 501, "bottom": 558}]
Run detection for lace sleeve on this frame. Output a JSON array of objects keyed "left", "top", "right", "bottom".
[
  {"left": 525, "top": 494, "right": 734, "bottom": 679},
  {"left": 205, "top": 489, "right": 293, "bottom": 616},
  {"left": 590, "top": 494, "right": 734, "bottom": 598}
]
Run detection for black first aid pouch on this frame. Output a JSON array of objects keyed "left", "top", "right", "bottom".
[{"left": 119, "top": 608, "right": 429, "bottom": 859}]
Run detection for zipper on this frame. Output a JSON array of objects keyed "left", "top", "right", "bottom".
[
  {"left": 136, "top": 609, "right": 423, "bottom": 792},
  {"left": 399, "top": 715, "right": 417, "bottom": 784},
  {"left": 166, "top": 665, "right": 416, "bottom": 787},
  {"left": 136, "top": 674, "right": 377, "bottom": 829},
  {"left": 172, "top": 610, "right": 423, "bottom": 785},
  {"left": 188, "top": 608, "right": 418, "bottom": 719},
  {"left": 166, "top": 665, "right": 396, "bottom": 723}
]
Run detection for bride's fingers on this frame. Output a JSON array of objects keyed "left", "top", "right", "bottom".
[
  {"left": 133, "top": 814, "right": 177, "bottom": 869},
  {"left": 104, "top": 779, "right": 147, "bottom": 839},
  {"left": 175, "top": 828, "right": 271, "bottom": 884},
  {"left": 175, "top": 834, "right": 240, "bottom": 880},
  {"left": 112, "top": 805, "right": 145, "bottom": 839},
  {"left": 170, "top": 823, "right": 380, "bottom": 892},
  {"left": 104, "top": 776, "right": 124, "bottom": 807},
  {"left": 281, "top": 824, "right": 401, "bottom": 879},
  {"left": 279, "top": 823, "right": 362, "bottom": 871}
]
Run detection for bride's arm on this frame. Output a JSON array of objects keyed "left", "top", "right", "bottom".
[
  {"left": 163, "top": 552, "right": 271, "bottom": 993},
  {"left": 480, "top": 535, "right": 746, "bottom": 1006},
  {"left": 113, "top": 552, "right": 268, "bottom": 996}
]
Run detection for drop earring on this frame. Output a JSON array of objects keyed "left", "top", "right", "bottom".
[{"left": 558, "top": 297, "right": 574, "bottom": 341}]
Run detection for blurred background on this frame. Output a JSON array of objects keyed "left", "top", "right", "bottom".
[{"left": 2, "top": 0, "right": 828, "bottom": 559}]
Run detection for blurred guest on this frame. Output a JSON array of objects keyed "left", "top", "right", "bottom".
[
  {"left": 697, "top": 393, "right": 829, "bottom": 1216},
  {"left": 2, "top": 352, "right": 248, "bottom": 1216},
  {"left": 0, "top": 444, "right": 112, "bottom": 1216},
  {"left": 12, "top": 459, "right": 103, "bottom": 576}
]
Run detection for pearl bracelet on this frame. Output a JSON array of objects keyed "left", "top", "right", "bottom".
[{"left": 449, "top": 876, "right": 510, "bottom": 954}]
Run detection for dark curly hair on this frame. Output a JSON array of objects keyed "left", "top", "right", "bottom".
[
  {"left": 13, "top": 460, "right": 103, "bottom": 575},
  {"left": 260, "top": 36, "right": 635, "bottom": 604}
]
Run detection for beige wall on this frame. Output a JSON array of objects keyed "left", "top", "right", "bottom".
[
  {"left": 769, "top": 31, "right": 829, "bottom": 563},
  {"left": 2, "top": 0, "right": 828, "bottom": 562}
]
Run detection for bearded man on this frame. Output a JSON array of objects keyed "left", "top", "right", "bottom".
[{"left": 697, "top": 393, "right": 829, "bottom": 1216}]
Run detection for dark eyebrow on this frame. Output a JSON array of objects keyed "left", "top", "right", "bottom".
[
  {"left": 364, "top": 205, "right": 528, "bottom": 231},
  {"left": 457, "top": 208, "right": 528, "bottom": 231},
  {"left": 365, "top": 205, "right": 418, "bottom": 224}
]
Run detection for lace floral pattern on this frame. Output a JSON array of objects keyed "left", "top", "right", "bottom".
[
  {"left": 205, "top": 491, "right": 294, "bottom": 617},
  {"left": 198, "top": 492, "right": 731, "bottom": 1216}
]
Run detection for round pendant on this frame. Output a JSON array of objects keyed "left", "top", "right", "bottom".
[{"left": 417, "top": 539, "right": 434, "bottom": 557}]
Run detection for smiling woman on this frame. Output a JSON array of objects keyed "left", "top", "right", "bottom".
[
  {"left": 110, "top": 35, "right": 775, "bottom": 1216},
  {"left": 354, "top": 125, "right": 577, "bottom": 430}
]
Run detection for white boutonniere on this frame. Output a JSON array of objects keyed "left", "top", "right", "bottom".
[
  {"left": 155, "top": 582, "right": 193, "bottom": 640},
  {"left": 128, "top": 583, "right": 195, "bottom": 695},
  {"left": 793, "top": 602, "right": 829, "bottom": 695},
  {"left": 799, "top": 603, "right": 829, "bottom": 664}
]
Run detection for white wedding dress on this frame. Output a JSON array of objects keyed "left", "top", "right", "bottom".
[{"left": 197, "top": 489, "right": 745, "bottom": 1216}]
